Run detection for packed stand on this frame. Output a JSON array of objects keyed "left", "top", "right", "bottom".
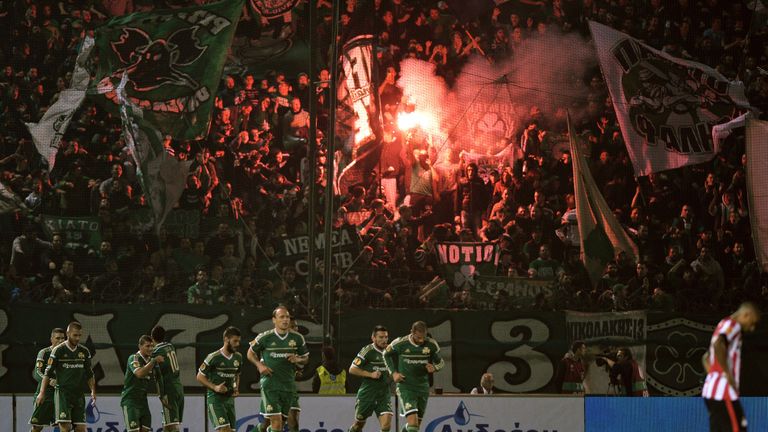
[{"left": 0, "top": 0, "right": 766, "bottom": 315}]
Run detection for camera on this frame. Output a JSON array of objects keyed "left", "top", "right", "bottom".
[{"left": 594, "top": 350, "right": 618, "bottom": 367}]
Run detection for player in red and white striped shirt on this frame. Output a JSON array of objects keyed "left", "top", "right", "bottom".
[{"left": 701, "top": 302, "right": 760, "bottom": 432}]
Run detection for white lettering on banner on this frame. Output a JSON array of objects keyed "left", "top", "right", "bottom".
[
  {"left": 421, "top": 396, "right": 584, "bottom": 432},
  {"left": 436, "top": 244, "right": 497, "bottom": 265},
  {"left": 154, "top": 313, "right": 229, "bottom": 386},
  {"left": 16, "top": 395, "right": 206, "bottom": 432},
  {"left": 283, "top": 230, "right": 355, "bottom": 257},
  {"left": 565, "top": 311, "right": 647, "bottom": 395},
  {"left": 0, "top": 310, "right": 7, "bottom": 379},
  {"left": 429, "top": 321, "right": 460, "bottom": 393},
  {"left": 487, "top": 320, "right": 553, "bottom": 392},
  {"left": 74, "top": 313, "right": 123, "bottom": 386}
]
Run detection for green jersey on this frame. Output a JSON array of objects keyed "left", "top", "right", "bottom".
[
  {"left": 250, "top": 329, "right": 308, "bottom": 392},
  {"left": 45, "top": 343, "right": 93, "bottom": 393},
  {"left": 33, "top": 346, "right": 56, "bottom": 397},
  {"left": 383, "top": 335, "right": 443, "bottom": 393},
  {"left": 121, "top": 352, "right": 154, "bottom": 403},
  {"left": 351, "top": 343, "right": 390, "bottom": 398},
  {"left": 153, "top": 342, "right": 182, "bottom": 396},
  {"left": 199, "top": 349, "right": 243, "bottom": 399}
]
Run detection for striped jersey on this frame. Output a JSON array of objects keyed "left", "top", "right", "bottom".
[{"left": 702, "top": 317, "right": 741, "bottom": 401}]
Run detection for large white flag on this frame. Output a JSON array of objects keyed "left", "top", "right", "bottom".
[
  {"left": 25, "top": 37, "right": 94, "bottom": 170},
  {"left": 746, "top": 119, "right": 768, "bottom": 272},
  {"left": 589, "top": 21, "right": 750, "bottom": 176},
  {"left": 569, "top": 113, "right": 638, "bottom": 285}
]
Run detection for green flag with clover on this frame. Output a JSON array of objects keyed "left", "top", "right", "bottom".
[
  {"left": 92, "top": 0, "right": 244, "bottom": 139},
  {"left": 569, "top": 112, "right": 638, "bottom": 286}
]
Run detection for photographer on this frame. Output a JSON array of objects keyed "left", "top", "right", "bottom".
[
  {"left": 554, "top": 341, "right": 587, "bottom": 394},
  {"left": 600, "top": 347, "right": 649, "bottom": 397}
]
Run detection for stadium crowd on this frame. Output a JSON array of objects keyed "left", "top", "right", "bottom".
[{"left": 0, "top": 0, "right": 767, "bottom": 316}]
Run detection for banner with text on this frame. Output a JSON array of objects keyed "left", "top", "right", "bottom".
[
  {"left": 278, "top": 226, "right": 360, "bottom": 276},
  {"left": 566, "top": 311, "right": 647, "bottom": 394},
  {"left": 435, "top": 242, "right": 499, "bottom": 290},
  {"left": 474, "top": 276, "right": 554, "bottom": 309},
  {"left": 40, "top": 215, "right": 102, "bottom": 250}
]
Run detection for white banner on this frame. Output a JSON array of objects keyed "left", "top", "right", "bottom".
[
  {"left": 460, "top": 145, "right": 521, "bottom": 182},
  {"left": 565, "top": 310, "right": 647, "bottom": 395},
  {"left": 16, "top": 395, "right": 205, "bottom": 432},
  {"left": 235, "top": 395, "right": 394, "bottom": 432},
  {"left": 746, "top": 119, "right": 768, "bottom": 272},
  {"left": 0, "top": 396, "right": 11, "bottom": 432},
  {"left": 421, "top": 395, "right": 584, "bottom": 432},
  {"left": 589, "top": 21, "right": 750, "bottom": 176},
  {"left": 25, "top": 37, "right": 94, "bottom": 170}
]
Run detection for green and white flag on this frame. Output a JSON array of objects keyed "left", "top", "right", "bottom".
[
  {"left": 117, "top": 74, "right": 192, "bottom": 231},
  {"left": 569, "top": 113, "right": 638, "bottom": 286},
  {"left": 92, "top": 0, "right": 244, "bottom": 139}
]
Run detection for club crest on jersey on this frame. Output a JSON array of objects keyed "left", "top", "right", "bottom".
[
  {"left": 405, "top": 349, "right": 410, "bottom": 353},
  {"left": 234, "top": 360, "right": 240, "bottom": 367},
  {"left": 60, "top": 413, "right": 66, "bottom": 418},
  {"left": 130, "top": 420, "right": 138, "bottom": 427},
  {"left": 271, "top": 342, "right": 276, "bottom": 346},
  {"left": 422, "top": 347, "right": 430, "bottom": 354},
  {"left": 219, "top": 417, "right": 226, "bottom": 423},
  {"left": 266, "top": 405, "right": 273, "bottom": 411},
  {"left": 288, "top": 340, "right": 296, "bottom": 347},
  {"left": 78, "top": 352, "right": 85, "bottom": 359}
]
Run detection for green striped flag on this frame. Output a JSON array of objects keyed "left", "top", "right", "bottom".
[
  {"left": 117, "top": 74, "right": 192, "bottom": 232},
  {"left": 568, "top": 113, "right": 639, "bottom": 286},
  {"left": 92, "top": 0, "right": 244, "bottom": 140}
]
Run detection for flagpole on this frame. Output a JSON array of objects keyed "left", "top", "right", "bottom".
[
  {"left": 306, "top": 0, "right": 319, "bottom": 318},
  {"left": 322, "top": 0, "right": 342, "bottom": 346}
]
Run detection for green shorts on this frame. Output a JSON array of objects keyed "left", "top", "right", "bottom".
[
  {"left": 207, "top": 396, "right": 236, "bottom": 430},
  {"left": 290, "top": 393, "right": 300, "bottom": 412},
  {"left": 29, "top": 393, "right": 55, "bottom": 427},
  {"left": 260, "top": 389, "right": 294, "bottom": 418},
  {"left": 355, "top": 393, "right": 393, "bottom": 421},
  {"left": 53, "top": 388, "right": 86, "bottom": 425},
  {"left": 121, "top": 399, "right": 152, "bottom": 431},
  {"left": 161, "top": 390, "right": 185, "bottom": 426},
  {"left": 396, "top": 387, "right": 428, "bottom": 419}
]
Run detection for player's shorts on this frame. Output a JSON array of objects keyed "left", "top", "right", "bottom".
[
  {"left": 355, "top": 393, "right": 393, "bottom": 421},
  {"left": 207, "top": 396, "right": 236, "bottom": 430},
  {"left": 396, "top": 387, "right": 428, "bottom": 419},
  {"left": 53, "top": 388, "right": 86, "bottom": 425},
  {"left": 290, "top": 392, "right": 300, "bottom": 412},
  {"left": 260, "top": 389, "right": 294, "bottom": 418},
  {"left": 705, "top": 398, "right": 748, "bottom": 432},
  {"left": 161, "top": 390, "right": 185, "bottom": 426},
  {"left": 29, "top": 393, "right": 55, "bottom": 427},
  {"left": 121, "top": 399, "right": 152, "bottom": 431}
]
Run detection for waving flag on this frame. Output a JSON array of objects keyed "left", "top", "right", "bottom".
[
  {"left": 92, "top": 0, "right": 244, "bottom": 140},
  {"left": 117, "top": 75, "right": 192, "bottom": 231},
  {"left": 589, "top": 21, "right": 750, "bottom": 176},
  {"left": 569, "top": 113, "right": 638, "bottom": 285},
  {"left": 26, "top": 37, "right": 94, "bottom": 170},
  {"left": 746, "top": 119, "right": 768, "bottom": 272}
]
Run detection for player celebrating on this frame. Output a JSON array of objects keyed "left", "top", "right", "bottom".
[
  {"left": 151, "top": 325, "right": 183, "bottom": 431},
  {"left": 35, "top": 322, "right": 96, "bottom": 432},
  {"left": 29, "top": 327, "right": 65, "bottom": 431},
  {"left": 197, "top": 326, "right": 243, "bottom": 432},
  {"left": 121, "top": 335, "right": 161, "bottom": 432},
  {"left": 248, "top": 306, "right": 308, "bottom": 432},
  {"left": 384, "top": 321, "right": 443, "bottom": 432},
  {"left": 702, "top": 302, "right": 761, "bottom": 432},
  {"left": 348, "top": 325, "right": 393, "bottom": 432}
]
